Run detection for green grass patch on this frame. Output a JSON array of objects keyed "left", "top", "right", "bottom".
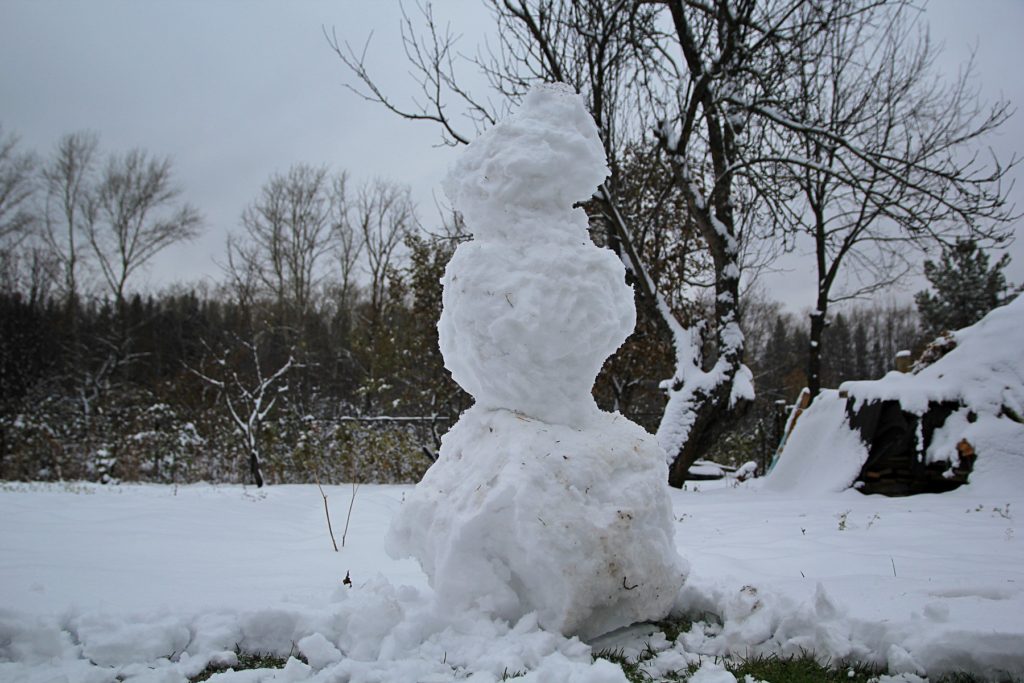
[
  {"left": 729, "top": 653, "right": 881, "bottom": 682},
  {"left": 590, "top": 646, "right": 1000, "bottom": 683},
  {"left": 189, "top": 648, "right": 295, "bottom": 682},
  {"left": 934, "top": 675, "right": 985, "bottom": 683},
  {"left": 592, "top": 647, "right": 652, "bottom": 683},
  {"left": 651, "top": 615, "right": 695, "bottom": 643},
  {"left": 183, "top": 640, "right": 1000, "bottom": 682}
]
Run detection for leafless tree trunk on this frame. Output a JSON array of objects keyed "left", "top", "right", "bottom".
[
  {"left": 349, "top": 178, "right": 415, "bottom": 411},
  {"left": 40, "top": 131, "right": 98, "bottom": 317},
  {"left": 332, "top": 173, "right": 363, "bottom": 312},
  {"left": 644, "top": 0, "right": 823, "bottom": 483},
  {"left": 0, "top": 126, "right": 40, "bottom": 293},
  {"left": 0, "top": 125, "right": 37, "bottom": 247}
]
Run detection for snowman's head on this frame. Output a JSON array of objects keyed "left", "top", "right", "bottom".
[{"left": 443, "top": 83, "right": 609, "bottom": 242}]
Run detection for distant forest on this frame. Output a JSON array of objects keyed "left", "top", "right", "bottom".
[{"left": 0, "top": 127, "right": 970, "bottom": 487}]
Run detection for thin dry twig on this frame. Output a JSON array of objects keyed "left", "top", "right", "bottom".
[
  {"left": 342, "top": 481, "right": 361, "bottom": 548},
  {"left": 316, "top": 475, "right": 339, "bottom": 552}
]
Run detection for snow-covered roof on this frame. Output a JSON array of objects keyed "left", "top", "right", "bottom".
[
  {"left": 764, "top": 298, "right": 1024, "bottom": 497},
  {"left": 841, "top": 296, "right": 1024, "bottom": 418}
]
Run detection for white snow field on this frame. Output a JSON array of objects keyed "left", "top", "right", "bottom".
[{"left": 1, "top": 476, "right": 1022, "bottom": 682}]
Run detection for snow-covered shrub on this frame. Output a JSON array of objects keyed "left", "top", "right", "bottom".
[{"left": 258, "top": 415, "right": 433, "bottom": 485}]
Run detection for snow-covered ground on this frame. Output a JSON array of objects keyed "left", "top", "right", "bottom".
[{"left": 1, "top": 479, "right": 1021, "bottom": 682}]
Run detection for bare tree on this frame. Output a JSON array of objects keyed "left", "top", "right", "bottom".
[
  {"left": 349, "top": 178, "right": 415, "bottom": 410},
  {"left": 40, "top": 131, "right": 99, "bottom": 315},
  {"left": 0, "top": 126, "right": 39, "bottom": 294},
  {"left": 775, "top": 3, "right": 1016, "bottom": 397},
  {"left": 189, "top": 334, "right": 295, "bottom": 488},
  {"left": 353, "top": 178, "right": 414, "bottom": 318},
  {"left": 330, "top": 0, "right": 767, "bottom": 483},
  {"left": 333, "top": 171, "right": 364, "bottom": 314},
  {"left": 0, "top": 125, "right": 37, "bottom": 247},
  {"left": 637, "top": 0, "right": 843, "bottom": 483},
  {"left": 84, "top": 148, "right": 201, "bottom": 314},
  {"left": 229, "top": 164, "right": 347, "bottom": 321}
]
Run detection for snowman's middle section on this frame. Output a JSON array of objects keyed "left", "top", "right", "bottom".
[{"left": 439, "top": 238, "right": 635, "bottom": 427}]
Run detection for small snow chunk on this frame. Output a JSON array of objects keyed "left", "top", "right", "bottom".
[
  {"left": 886, "top": 644, "right": 925, "bottom": 676},
  {"left": 733, "top": 461, "right": 758, "bottom": 481},
  {"left": 813, "top": 583, "right": 839, "bottom": 620},
  {"left": 297, "top": 632, "right": 343, "bottom": 670},
  {"left": 74, "top": 613, "right": 191, "bottom": 667},
  {"left": 688, "top": 661, "right": 738, "bottom": 683},
  {"left": 0, "top": 611, "right": 77, "bottom": 664},
  {"left": 277, "top": 656, "right": 312, "bottom": 681},
  {"left": 730, "top": 365, "right": 754, "bottom": 407},
  {"left": 922, "top": 602, "right": 950, "bottom": 623}
]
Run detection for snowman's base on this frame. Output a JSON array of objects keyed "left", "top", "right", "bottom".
[{"left": 387, "top": 405, "right": 687, "bottom": 640}]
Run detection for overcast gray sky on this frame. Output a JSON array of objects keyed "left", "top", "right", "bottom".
[{"left": 1, "top": 0, "right": 1021, "bottom": 312}]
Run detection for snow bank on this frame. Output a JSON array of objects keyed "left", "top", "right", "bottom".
[
  {"left": 840, "top": 297, "right": 1024, "bottom": 492},
  {"left": 761, "top": 390, "right": 869, "bottom": 494},
  {"left": 0, "top": 579, "right": 630, "bottom": 683}
]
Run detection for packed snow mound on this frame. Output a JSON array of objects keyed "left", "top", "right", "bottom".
[
  {"left": 442, "top": 82, "right": 608, "bottom": 244},
  {"left": 760, "top": 390, "right": 869, "bottom": 494},
  {"left": 387, "top": 406, "right": 686, "bottom": 640},
  {"left": 439, "top": 239, "right": 634, "bottom": 425},
  {"left": 842, "top": 295, "right": 1024, "bottom": 416}
]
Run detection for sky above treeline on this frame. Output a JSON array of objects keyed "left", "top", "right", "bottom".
[{"left": 1, "top": 0, "right": 1021, "bottom": 312}]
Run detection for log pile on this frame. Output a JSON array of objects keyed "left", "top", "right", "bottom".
[{"left": 845, "top": 398, "right": 975, "bottom": 496}]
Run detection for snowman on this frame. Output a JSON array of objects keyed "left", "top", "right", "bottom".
[{"left": 387, "top": 83, "right": 686, "bottom": 639}]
